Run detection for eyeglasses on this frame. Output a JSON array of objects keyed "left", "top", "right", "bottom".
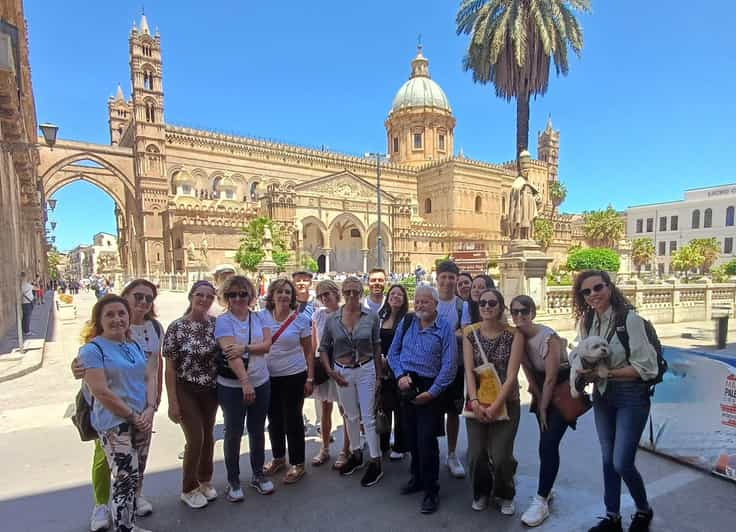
[
  {"left": 510, "top": 307, "right": 531, "bottom": 317},
  {"left": 317, "top": 292, "right": 333, "bottom": 300},
  {"left": 132, "top": 293, "right": 154, "bottom": 304},
  {"left": 579, "top": 283, "right": 607, "bottom": 298},
  {"left": 225, "top": 291, "right": 250, "bottom": 300},
  {"left": 478, "top": 299, "right": 499, "bottom": 308},
  {"left": 342, "top": 289, "right": 361, "bottom": 297}
]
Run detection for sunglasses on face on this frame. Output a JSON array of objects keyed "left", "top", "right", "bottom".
[
  {"left": 132, "top": 292, "right": 154, "bottom": 304},
  {"left": 478, "top": 299, "right": 499, "bottom": 308},
  {"left": 580, "top": 282, "right": 607, "bottom": 298},
  {"left": 225, "top": 290, "right": 250, "bottom": 300},
  {"left": 510, "top": 307, "right": 531, "bottom": 317},
  {"left": 317, "top": 292, "right": 333, "bottom": 300},
  {"left": 342, "top": 289, "right": 361, "bottom": 297}
]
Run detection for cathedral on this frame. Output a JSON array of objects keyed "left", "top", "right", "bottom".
[{"left": 40, "top": 14, "right": 573, "bottom": 277}]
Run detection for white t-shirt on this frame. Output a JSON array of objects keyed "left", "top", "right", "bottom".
[
  {"left": 312, "top": 307, "right": 335, "bottom": 353},
  {"left": 129, "top": 320, "right": 162, "bottom": 358},
  {"left": 21, "top": 282, "right": 34, "bottom": 304},
  {"left": 436, "top": 296, "right": 460, "bottom": 331},
  {"left": 362, "top": 296, "right": 384, "bottom": 315},
  {"left": 261, "top": 309, "right": 312, "bottom": 377},
  {"left": 215, "top": 311, "right": 270, "bottom": 388}
]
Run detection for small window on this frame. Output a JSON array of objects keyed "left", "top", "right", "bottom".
[
  {"left": 670, "top": 241, "right": 677, "bottom": 255},
  {"left": 224, "top": 189, "right": 234, "bottom": 200},
  {"left": 350, "top": 228, "right": 360, "bottom": 238},
  {"left": 646, "top": 218, "right": 653, "bottom": 232},
  {"left": 636, "top": 219, "right": 643, "bottom": 233},
  {"left": 424, "top": 198, "right": 432, "bottom": 214},
  {"left": 181, "top": 184, "right": 191, "bottom": 195},
  {"left": 726, "top": 206, "right": 735, "bottom": 227},
  {"left": 670, "top": 215, "right": 678, "bottom": 231},
  {"left": 692, "top": 209, "right": 700, "bottom": 229},
  {"left": 393, "top": 137, "right": 399, "bottom": 153},
  {"left": 474, "top": 195, "right": 482, "bottom": 213},
  {"left": 659, "top": 216, "right": 667, "bottom": 232},
  {"left": 413, "top": 133, "right": 422, "bottom": 150},
  {"left": 157, "top": 252, "right": 161, "bottom": 261},
  {"left": 726, "top": 237, "right": 734, "bottom": 254},
  {"left": 658, "top": 263, "right": 665, "bottom": 276},
  {"left": 658, "top": 241, "right": 666, "bottom": 256},
  {"left": 704, "top": 208, "right": 713, "bottom": 228},
  {"left": 438, "top": 134, "right": 446, "bottom": 151}
]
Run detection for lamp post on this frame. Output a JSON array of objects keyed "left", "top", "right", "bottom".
[{"left": 365, "top": 152, "right": 388, "bottom": 270}]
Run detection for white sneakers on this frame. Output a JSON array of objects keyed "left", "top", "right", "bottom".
[
  {"left": 199, "top": 483, "right": 218, "bottom": 501},
  {"left": 389, "top": 451, "right": 404, "bottom": 461},
  {"left": 226, "top": 485, "right": 245, "bottom": 502},
  {"left": 521, "top": 495, "right": 551, "bottom": 527},
  {"left": 446, "top": 453, "right": 466, "bottom": 478},
  {"left": 499, "top": 498, "right": 516, "bottom": 516},
  {"left": 180, "top": 489, "right": 208, "bottom": 509},
  {"left": 135, "top": 495, "right": 153, "bottom": 517},
  {"left": 89, "top": 504, "right": 111, "bottom": 531},
  {"left": 472, "top": 495, "right": 489, "bottom": 511}
]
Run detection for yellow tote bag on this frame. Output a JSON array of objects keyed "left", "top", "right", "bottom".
[{"left": 463, "top": 329, "right": 509, "bottom": 421}]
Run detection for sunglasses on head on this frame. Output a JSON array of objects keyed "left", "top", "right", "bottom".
[
  {"left": 225, "top": 290, "right": 250, "bottom": 300},
  {"left": 579, "top": 282, "right": 607, "bottom": 298},
  {"left": 510, "top": 307, "right": 531, "bottom": 317},
  {"left": 342, "top": 289, "right": 361, "bottom": 297},
  {"left": 478, "top": 299, "right": 499, "bottom": 308},
  {"left": 132, "top": 293, "right": 154, "bottom": 304}
]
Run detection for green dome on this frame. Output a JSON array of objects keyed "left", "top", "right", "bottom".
[{"left": 390, "top": 46, "right": 451, "bottom": 114}]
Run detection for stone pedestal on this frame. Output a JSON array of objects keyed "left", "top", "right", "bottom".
[{"left": 498, "top": 240, "right": 553, "bottom": 310}]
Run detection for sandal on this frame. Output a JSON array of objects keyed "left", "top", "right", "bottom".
[
  {"left": 332, "top": 450, "right": 348, "bottom": 470},
  {"left": 312, "top": 448, "right": 330, "bottom": 466},
  {"left": 263, "top": 457, "right": 286, "bottom": 476},
  {"left": 283, "top": 464, "right": 306, "bottom": 484}
]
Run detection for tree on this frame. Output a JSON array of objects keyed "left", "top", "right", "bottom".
[
  {"left": 548, "top": 180, "right": 567, "bottom": 216},
  {"left": 724, "top": 258, "right": 736, "bottom": 276},
  {"left": 47, "top": 249, "right": 61, "bottom": 280},
  {"left": 671, "top": 243, "right": 702, "bottom": 281},
  {"left": 235, "top": 216, "right": 291, "bottom": 273},
  {"left": 582, "top": 206, "right": 625, "bottom": 248},
  {"left": 456, "top": 0, "right": 590, "bottom": 156},
  {"left": 631, "top": 238, "right": 655, "bottom": 276},
  {"left": 566, "top": 247, "right": 620, "bottom": 272},
  {"left": 533, "top": 218, "right": 554, "bottom": 250},
  {"left": 300, "top": 254, "right": 318, "bottom": 273},
  {"left": 689, "top": 237, "right": 720, "bottom": 273}
]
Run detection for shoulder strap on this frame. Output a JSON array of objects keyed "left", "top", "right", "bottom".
[
  {"left": 151, "top": 320, "right": 163, "bottom": 339},
  {"left": 400, "top": 313, "right": 415, "bottom": 344},
  {"left": 271, "top": 311, "right": 298, "bottom": 345},
  {"left": 455, "top": 298, "right": 464, "bottom": 329},
  {"left": 471, "top": 328, "right": 490, "bottom": 365},
  {"left": 85, "top": 340, "right": 105, "bottom": 407},
  {"left": 614, "top": 310, "right": 632, "bottom": 361}
]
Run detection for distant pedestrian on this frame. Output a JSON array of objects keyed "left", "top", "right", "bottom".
[{"left": 19, "top": 272, "right": 34, "bottom": 336}]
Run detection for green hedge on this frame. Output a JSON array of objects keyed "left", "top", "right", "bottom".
[
  {"left": 724, "top": 259, "right": 736, "bottom": 276},
  {"left": 566, "top": 247, "right": 620, "bottom": 272}
]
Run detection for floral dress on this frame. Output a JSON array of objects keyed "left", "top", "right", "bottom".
[{"left": 162, "top": 316, "right": 218, "bottom": 388}]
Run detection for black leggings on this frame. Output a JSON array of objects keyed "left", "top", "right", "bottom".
[{"left": 268, "top": 371, "right": 307, "bottom": 465}]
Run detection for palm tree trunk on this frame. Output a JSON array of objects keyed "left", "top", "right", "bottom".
[{"left": 516, "top": 90, "right": 530, "bottom": 158}]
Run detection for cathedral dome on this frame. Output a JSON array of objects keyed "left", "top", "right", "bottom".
[{"left": 390, "top": 46, "right": 451, "bottom": 114}]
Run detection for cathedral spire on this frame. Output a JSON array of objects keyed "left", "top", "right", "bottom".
[
  {"left": 545, "top": 114, "right": 553, "bottom": 133},
  {"left": 140, "top": 13, "right": 150, "bottom": 34},
  {"left": 115, "top": 84, "right": 124, "bottom": 102},
  {"left": 410, "top": 44, "right": 430, "bottom": 79}
]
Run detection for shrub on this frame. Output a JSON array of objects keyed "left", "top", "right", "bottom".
[
  {"left": 566, "top": 247, "right": 620, "bottom": 272},
  {"left": 399, "top": 275, "right": 417, "bottom": 301},
  {"left": 724, "top": 259, "right": 736, "bottom": 276}
]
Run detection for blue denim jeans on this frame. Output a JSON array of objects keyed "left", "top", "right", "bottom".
[
  {"left": 593, "top": 380, "right": 651, "bottom": 515},
  {"left": 537, "top": 405, "right": 569, "bottom": 498},
  {"left": 217, "top": 381, "right": 271, "bottom": 487}
]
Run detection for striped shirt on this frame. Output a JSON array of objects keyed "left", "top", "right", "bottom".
[{"left": 387, "top": 313, "right": 457, "bottom": 398}]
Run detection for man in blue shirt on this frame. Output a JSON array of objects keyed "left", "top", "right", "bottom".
[{"left": 388, "top": 284, "right": 457, "bottom": 514}]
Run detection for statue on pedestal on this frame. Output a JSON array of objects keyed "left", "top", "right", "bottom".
[
  {"left": 507, "top": 151, "right": 542, "bottom": 241},
  {"left": 187, "top": 241, "right": 197, "bottom": 262},
  {"left": 263, "top": 226, "right": 273, "bottom": 262},
  {"left": 200, "top": 238, "right": 209, "bottom": 260}
]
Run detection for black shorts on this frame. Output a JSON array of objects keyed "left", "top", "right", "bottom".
[{"left": 442, "top": 367, "right": 465, "bottom": 415}]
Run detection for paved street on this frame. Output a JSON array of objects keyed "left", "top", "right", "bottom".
[{"left": 0, "top": 291, "right": 734, "bottom": 531}]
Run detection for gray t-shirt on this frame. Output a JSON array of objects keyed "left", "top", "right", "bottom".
[
  {"left": 436, "top": 296, "right": 460, "bottom": 331},
  {"left": 362, "top": 296, "right": 384, "bottom": 315},
  {"left": 215, "top": 311, "right": 270, "bottom": 388},
  {"left": 79, "top": 337, "right": 147, "bottom": 432}
]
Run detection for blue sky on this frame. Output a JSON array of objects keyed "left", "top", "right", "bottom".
[{"left": 28, "top": 1, "right": 736, "bottom": 252}]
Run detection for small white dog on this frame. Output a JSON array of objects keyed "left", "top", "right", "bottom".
[{"left": 569, "top": 335, "right": 611, "bottom": 398}]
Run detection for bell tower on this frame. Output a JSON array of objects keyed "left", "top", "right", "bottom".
[
  {"left": 129, "top": 13, "right": 168, "bottom": 274},
  {"left": 537, "top": 116, "right": 559, "bottom": 182},
  {"left": 107, "top": 84, "right": 132, "bottom": 146}
]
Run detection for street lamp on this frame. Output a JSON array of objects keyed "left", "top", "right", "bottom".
[
  {"left": 39, "top": 123, "right": 59, "bottom": 149},
  {"left": 365, "top": 152, "right": 389, "bottom": 270},
  {"left": 47, "top": 198, "right": 57, "bottom": 211}
]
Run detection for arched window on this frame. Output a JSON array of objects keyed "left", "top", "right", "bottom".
[
  {"left": 212, "top": 177, "right": 222, "bottom": 199},
  {"left": 692, "top": 209, "right": 700, "bottom": 229},
  {"left": 704, "top": 208, "right": 713, "bottom": 228},
  {"left": 474, "top": 195, "right": 482, "bottom": 213},
  {"left": 424, "top": 198, "right": 432, "bottom": 214},
  {"left": 143, "top": 71, "right": 153, "bottom": 91},
  {"left": 726, "top": 206, "right": 735, "bottom": 227},
  {"left": 249, "top": 182, "right": 259, "bottom": 201}
]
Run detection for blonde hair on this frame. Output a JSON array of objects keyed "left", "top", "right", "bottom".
[{"left": 316, "top": 279, "right": 340, "bottom": 302}]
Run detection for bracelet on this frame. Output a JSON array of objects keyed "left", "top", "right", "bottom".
[
  {"left": 469, "top": 398, "right": 479, "bottom": 404},
  {"left": 306, "top": 378, "right": 314, "bottom": 383}
]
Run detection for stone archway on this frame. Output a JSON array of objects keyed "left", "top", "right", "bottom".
[
  {"left": 328, "top": 214, "right": 365, "bottom": 273},
  {"left": 301, "top": 216, "right": 327, "bottom": 263},
  {"left": 366, "top": 222, "right": 392, "bottom": 271}
]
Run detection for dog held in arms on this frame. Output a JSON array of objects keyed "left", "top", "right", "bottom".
[{"left": 569, "top": 336, "right": 611, "bottom": 398}]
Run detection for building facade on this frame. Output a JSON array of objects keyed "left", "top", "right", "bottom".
[
  {"left": 38, "top": 14, "right": 569, "bottom": 277},
  {"left": 66, "top": 232, "right": 119, "bottom": 279},
  {"left": 0, "top": 0, "right": 47, "bottom": 337},
  {"left": 626, "top": 184, "right": 736, "bottom": 274}
]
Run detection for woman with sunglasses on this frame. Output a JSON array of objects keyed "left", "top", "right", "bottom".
[
  {"left": 573, "top": 271, "right": 658, "bottom": 532},
  {"left": 463, "top": 288, "right": 524, "bottom": 516},
  {"left": 72, "top": 279, "right": 163, "bottom": 529},
  {"left": 262, "top": 278, "right": 313, "bottom": 484},
  {"left": 377, "top": 284, "right": 410, "bottom": 460},
  {"left": 310, "top": 280, "right": 348, "bottom": 468},
  {"left": 163, "top": 280, "right": 220, "bottom": 509},
  {"left": 319, "top": 276, "right": 384, "bottom": 487},
  {"left": 215, "top": 275, "right": 274, "bottom": 501},
  {"left": 460, "top": 274, "right": 496, "bottom": 327},
  {"left": 78, "top": 294, "right": 158, "bottom": 532},
  {"left": 510, "top": 295, "right": 569, "bottom": 528}
]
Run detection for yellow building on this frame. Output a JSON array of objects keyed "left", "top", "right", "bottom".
[{"left": 39, "top": 14, "right": 572, "bottom": 276}]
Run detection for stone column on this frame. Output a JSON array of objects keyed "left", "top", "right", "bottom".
[
  {"left": 705, "top": 279, "right": 713, "bottom": 321},
  {"left": 387, "top": 250, "right": 393, "bottom": 274},
  {"left": 361, "top": 249, "right": 369, "bottom": 273},
  {"left": 323, "top": 248, "right": 332, "bottom": 273}
]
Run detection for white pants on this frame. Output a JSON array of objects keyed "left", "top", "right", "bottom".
[{"left": 335, "top": 362, "right": 380, "bottom": 459}]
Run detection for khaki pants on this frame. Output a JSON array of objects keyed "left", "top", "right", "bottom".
[{"left": 466, "top": 400, "right": 521, "bottom": 500}]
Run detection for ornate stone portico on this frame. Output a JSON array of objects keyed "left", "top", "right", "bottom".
[{"left": 37, "top": 13, "right": 571, "bottom": 277}]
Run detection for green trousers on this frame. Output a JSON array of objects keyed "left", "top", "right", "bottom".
[{"left": 92, "top": 438, "right": 111, "bottom": 505}]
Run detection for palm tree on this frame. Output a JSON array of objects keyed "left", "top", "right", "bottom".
[
  {"left": 631, "top": 238, "right": 655, "bottom": 277},
  {"left": 582, "top": 205, "right": 624, "bottom": 248},
  {"left": 456, "top": 0, "right": 590, "bottom": 156},
  {"left": 548, "top": 180, "right": 567, "bottom": 216},
  {"left": 690, "top": 238, "right": 720, "bottom": 274}
]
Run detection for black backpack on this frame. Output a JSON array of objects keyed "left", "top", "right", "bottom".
[{"left": 71, "top": 341, "right": 103, "bottom": 442}]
